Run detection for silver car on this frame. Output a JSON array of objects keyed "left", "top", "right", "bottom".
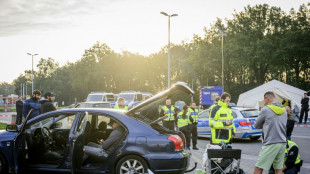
[{"left": 197, "top": 107, "right": 262, "bottom": 140}]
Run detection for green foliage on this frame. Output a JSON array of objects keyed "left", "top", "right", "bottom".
[
  {"left": 0, "top": 122, "right": 7, "bottom": 130},
  {"left": 8, "top": 3, "right": 310, "bottom": 105}
]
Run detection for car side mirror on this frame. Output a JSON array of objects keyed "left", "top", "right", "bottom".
[{"left": 6, "top": 124, "right": 18, "bottom": 132}]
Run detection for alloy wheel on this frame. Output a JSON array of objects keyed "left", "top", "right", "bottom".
[{"left": 119, "top": 159, "right": 145, "bottom": 174}]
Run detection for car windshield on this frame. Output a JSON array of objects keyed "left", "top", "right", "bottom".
[
  {"left": 240, "top": 110, "right": 259, "bottom": 118},
  {"left": 86, "top": 95, "right": 103, "bottom": 102},
  {"left": 88, "top": 103, "right": 111, "bottom": 108},
  {"left": 119, "top": 94, "right": 135, "bottom": 102},
  {"left": 198, "top": 110, "right": 209, "bottom": 118}
]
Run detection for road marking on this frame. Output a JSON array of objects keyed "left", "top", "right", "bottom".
[
  {"left": 192, "top": 150, "right": 202, "bottom": 166},
  {"left": 292, "top": 135, "right": 310, "bottom": 139}
]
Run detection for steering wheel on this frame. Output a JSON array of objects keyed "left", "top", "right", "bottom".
[{"left": 41, "top": 127, "right": 52, "bottom": 144}]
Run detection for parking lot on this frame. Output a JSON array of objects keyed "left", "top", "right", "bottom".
[{"left": 1, "top": 111, "right": 309, "bottom": 174}]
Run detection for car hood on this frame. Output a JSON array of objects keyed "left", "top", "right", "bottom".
[
  {"left": 0, "top": 130, "right": 18, "bottom": 141},
  {"left": 126, "top": 82, "right": 194, "bottom": 124}
]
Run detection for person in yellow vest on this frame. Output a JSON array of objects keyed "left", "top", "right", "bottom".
[
  {"left": 177, "top": 105, "right": 191, "bottom": 149},
  {"left": 269, "top": 140, "right": 302, "bottom": 174},
  {"left": 209, "top": 92, "right": 235, "bottom": 144},
  {"left": 160, "top": 98, "right": 177, "bottom": 130},
  {"left": 282, "top": 98, "right": 291, "bottom": 107},
  {"left": 188, "top": 101, "right": 199, "bottom": 150},
  {"left": 114, "top": 97, "right": 128, "bottom": 110},
  {"left": 209, "top": 96, "right": 221, "bottom": 115}
]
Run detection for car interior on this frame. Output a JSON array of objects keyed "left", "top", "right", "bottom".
[{"left": 18, "top": 113, "right": 126, "bottom": 170}]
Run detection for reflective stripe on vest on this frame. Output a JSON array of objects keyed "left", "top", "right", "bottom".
[
  {"left": 188, "top": 108, "right": 198, "bottom": 124},
  {"left": 178, "top": 112, "right": 188, "bottom": 127},
  {"left": 163, "top": 106, "right": 175, "bottom": 121},
  {"left": 285, "top": 140, "right": 301, "bottom": 165},
  {"left": 210, "top": 118, "right": 233, "bottom": 127}
]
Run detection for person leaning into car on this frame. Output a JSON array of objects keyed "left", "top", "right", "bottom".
[
  {"left": 84, "top": 119, "right": 125, "bottom": 162},
  {"left": 209, "top": 92, "right": 235, "bottom": 145},
  {"left": 160, "top": 98, "right": 178, "bottom": 131}
]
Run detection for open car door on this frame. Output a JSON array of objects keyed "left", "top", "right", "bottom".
[
  {"left": 71, "top": 111, "right": 89, "bottom": 174},
  {"left": 13, "top": 109, "right": 34, "bottom": 174}
]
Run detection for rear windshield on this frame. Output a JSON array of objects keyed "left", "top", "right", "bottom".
[
  {"left": 119, "top": 94, "right": 135, "bottom": 102},
  {"left": 86, "top": 95, "right": 103, "bottom": 102},
  {"left": 88, "top": 103, "right": 111, "bottom": 108},
  {"left": 240, "top": 110, "right": 259, "bottom": 118}
]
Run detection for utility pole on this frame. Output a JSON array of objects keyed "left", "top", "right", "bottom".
[
  {"left": 160, "top": 11, "right": 178, "bottom": 88},
  {"left": 218, "top": 27, "right": 227, "bottom": 91}
]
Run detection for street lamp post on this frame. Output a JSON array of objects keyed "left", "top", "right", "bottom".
[
  {"left": 27, "top": 53, "right": 38, "bottom": 93},
  {"left": 160, "top": 11, "right": 178, "bottom": 88},
  {"left": 218, "top": 27, "right": 227, "bottom": 91}
]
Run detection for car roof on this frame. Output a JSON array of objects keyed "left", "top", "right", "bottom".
[
  {"left": 89, "top": 92, "right": 114, "bottom": 95},
  {"left": 231, "top": 107, "right": 258, "bottom": 111},
  {"left": 83, "top": 101, "right": 110, "bottom": 104},
  {"left": 24, "top": 108, "right": 158, "bottom": 135}
]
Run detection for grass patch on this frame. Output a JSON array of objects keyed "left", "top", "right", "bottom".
[{"left": 0, "top": 122, "right": 8, "bottom": 130}]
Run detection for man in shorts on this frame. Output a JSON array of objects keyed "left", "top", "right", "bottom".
[{"left": 254, "top": 91, "right": 287, "bottom": 174}]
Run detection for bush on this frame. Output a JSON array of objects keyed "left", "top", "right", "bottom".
[{"left": 0, "top": 122, "right": 7, "bottom": 130}]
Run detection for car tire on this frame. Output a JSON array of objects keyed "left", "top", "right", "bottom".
[
  {"left": 116, "top": 155, "right": 148, "bottom": 174},
  {"left": 0, "top": 153, "right": 8, "bottom": 174},
  {"left": 250, "top": 136, "right": 261, "bottom": 141}
]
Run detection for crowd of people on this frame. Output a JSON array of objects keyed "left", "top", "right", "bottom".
[
  {"left": 15, "top": 88, "right": 309, "bottom": 173},
  {"left": 15, "top": 89, "right": 56, "bottom": 124}
]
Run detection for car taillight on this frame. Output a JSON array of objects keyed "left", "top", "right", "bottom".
[
  {"left": 168, "top": 135, "right": 184, "bottom": 151},
  {"left": 239, "top": 121, "right": 252, "bottom": 126},
  {"left": 178, "top": 131, "right": 187, "bottom": 145}
]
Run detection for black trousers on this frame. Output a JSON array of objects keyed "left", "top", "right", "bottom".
[
  {"left": 189, "top": 124, "right": 198, "bottom": 147},
  {"left": 269, "top": 165, "right": 299, "bottom": 174},
  {"left": 16, "top": 112, "right": 23, "bottom": 125},
  {"left": 163, "top": 120, "right": 175, "bottom": 131},
  {"left": 180, "top": 125, "right": 191, "bottom": 148},
  {"left": 299, "top": 107, "right": 309, "bottom": 123}
]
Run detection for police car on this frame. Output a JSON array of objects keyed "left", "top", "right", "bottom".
[{"left": 197, "top": 107, "right": 262, "bottom": 140}]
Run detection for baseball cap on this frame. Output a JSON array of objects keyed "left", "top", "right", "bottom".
[{"left": 44, "top": 92, "right": 55, "bottom": 98}]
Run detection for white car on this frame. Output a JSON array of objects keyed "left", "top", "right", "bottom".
[{"left": 197, "top": 107, "right": 262, "bottom": 140}]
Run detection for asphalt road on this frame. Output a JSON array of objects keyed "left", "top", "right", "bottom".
[{"left": 187, "top": 135, "right": 310, "bottom": 174}]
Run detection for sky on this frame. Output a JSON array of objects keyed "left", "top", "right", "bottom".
[{"left": 0, "top": 0, "right": 307, "bottom": 83}]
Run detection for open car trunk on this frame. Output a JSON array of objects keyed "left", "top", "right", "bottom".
[{"left": 126, "top": 82, "right": 194, "bottom": 142}]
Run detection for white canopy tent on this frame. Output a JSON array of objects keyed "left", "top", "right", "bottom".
[{"left": 237, "top": 80, "right": 306, "bottom": 112}]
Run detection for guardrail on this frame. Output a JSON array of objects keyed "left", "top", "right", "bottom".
[{"left": 0, "top": 114, "right": 16, "bottom": 125}]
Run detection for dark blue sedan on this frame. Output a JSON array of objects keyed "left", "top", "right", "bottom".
[{"left": 0, "top": 82, "right": 194, "bottom": 174}]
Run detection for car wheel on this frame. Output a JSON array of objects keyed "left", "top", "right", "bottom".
[
  {"left": 116, "top": 155, "right": 148, "bottom": 174},
  {"left": 250, "top": 136, "right": 261, "bottom": 141},
  {"left": 0, "top": 153, "right": 8, "bottom": 174}
]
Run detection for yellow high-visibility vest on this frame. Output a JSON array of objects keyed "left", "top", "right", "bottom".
[
  {"left": 163, "top": 106, "right": 175, "bottom": 121},
  {"left": 114, "top": 105, "right": 128, "bottom": 110}
]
